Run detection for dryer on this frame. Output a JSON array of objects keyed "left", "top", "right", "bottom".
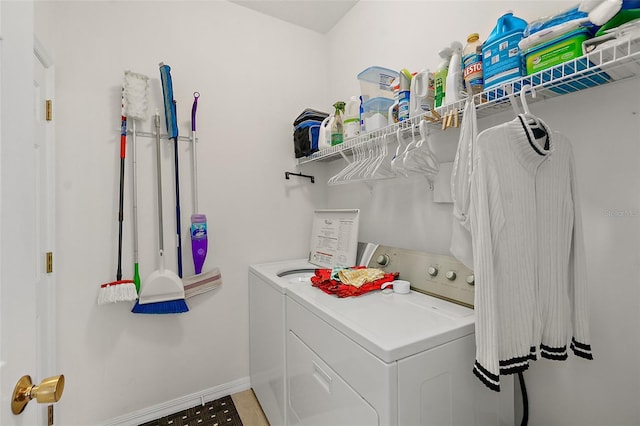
[{"left": 249, "top": 244, "right": 514, "bottom": 426}]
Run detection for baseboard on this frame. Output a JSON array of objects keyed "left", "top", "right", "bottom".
[{"left": 101, "top": 376, "right": 251, "bottom": 426}]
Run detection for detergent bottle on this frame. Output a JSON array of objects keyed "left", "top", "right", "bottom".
[
  {"left": 344, "top": 97, "right": 361, "bottom": 139},
  {"left": 317, "top": 115, "right": 334, "bottom": 150},
  {"left": 482, "top": 11, "right": 528, "bottom": 90},
  {"left": 463, "top": 33, "right": 484, "bottom": 95},
  {"left": 331, "top": 101, "right": 345, "bottom": 146},
  {"left": 444, "top": 41, "right": 464, "bottom": 106},
  {"left": 398, "top": 69, "right": 412, "bottom": 121},
  {"left": 410, "top": 69, "right": 434, "bottom": 116},
  {"left": 433, "top": 46, "right": 452, "bottom": 108}
]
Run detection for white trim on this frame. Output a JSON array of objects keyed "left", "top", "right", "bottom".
[
  {"left": 34, "top": 36, "right": 53, "bottom": 68},
  {"left": 100, "top": 377, "right": 251, "bottom": 426}
]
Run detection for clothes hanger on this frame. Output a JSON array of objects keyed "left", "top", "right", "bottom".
[
  {"left": 517, "top": 84, "right": 550, "bottom": 149},
  {"left": 519, "top": 84, "right": 534, "bottom": 115},
  {"left": 392, "top": 127, "right": 411, "bottom": 177}
]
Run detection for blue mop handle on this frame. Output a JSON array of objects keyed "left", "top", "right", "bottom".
[
  {"left": 159, "top": 63, "right": 178, "bottom": 139},
  {"left": 159, "top": 62, "right": 183, "bottom": 278}
]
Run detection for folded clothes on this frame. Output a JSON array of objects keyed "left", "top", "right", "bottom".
[
  {"left": 338, "top": 267, "right": 385, "bottom": 287},
  {"left": 311, "top": 267, "right": 398, "bottom": 298}
]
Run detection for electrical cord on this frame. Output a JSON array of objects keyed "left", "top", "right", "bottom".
[{"left": 518, "top": 371, "right": 529, "bottom": 426}]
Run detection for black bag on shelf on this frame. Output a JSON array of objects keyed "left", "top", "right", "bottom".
[{"left": 293, "top": 108, "right": 329, "bottom": 158}]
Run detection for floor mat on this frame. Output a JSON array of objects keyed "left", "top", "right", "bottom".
[{"left": 140, "top": 395, "right": 243, "bottom": 426}]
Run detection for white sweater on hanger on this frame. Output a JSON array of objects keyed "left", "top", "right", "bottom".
[{"left": 469, "top": 115, "right": 593, "bottom": 392}]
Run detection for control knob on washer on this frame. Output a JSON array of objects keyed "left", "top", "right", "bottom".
[
  {"left": 427, "top": 266, "right": 438, "bottom": 277},
  {"left": 466, "top": 274, "right": 475, "bottom": 285},
  {"left": 376, "top": 254, "right": 390, "bottom": 267},
  {"left": 445, "top": 271, "right": 457, "bottom": 281}
]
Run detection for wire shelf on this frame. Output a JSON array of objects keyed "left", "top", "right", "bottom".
[{"left": 297, "top": 31, "right": 640, "bottom": 165}]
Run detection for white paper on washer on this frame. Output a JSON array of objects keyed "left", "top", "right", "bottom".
[{"left": 309, "top": 209, "right": 360, "bottom": 269}]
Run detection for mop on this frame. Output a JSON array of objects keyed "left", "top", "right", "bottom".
[
  {"left": 97, "top": 76, "right": 140, "bottom": 305},
  {"left": 183, "top": 92, "right": 222, "bottom": 298},
  {"left": 131, "top": 112, "right": 188, "bottom": 314}
]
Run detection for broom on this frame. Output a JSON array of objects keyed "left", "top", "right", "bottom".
[
  {"left": 132, "top": 62, "right": 189, "bottom": 314},
  {"left": 131, "top": 112, "right": 188, "bottom": 314},
  {"left": 97, "top": 77, "right": 139, "bottom": 305}
]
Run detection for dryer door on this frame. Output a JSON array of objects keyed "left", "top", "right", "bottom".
[
  {"left": 249, "top": 272, "right": 286, "bottom": 426},
  {"left": 287, "top": 331, "right": 379, "bottom": 426},
  {"left": 398, "top": 333, "right": 514, "bottom": 425}
]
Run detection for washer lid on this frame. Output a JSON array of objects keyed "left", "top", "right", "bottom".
[{"left": 286, "top": 283, "right": 474, "bottom": 363}]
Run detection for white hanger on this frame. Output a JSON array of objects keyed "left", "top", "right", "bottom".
[
  {"left": 368, "top": 134, "right": 396, "bottom": 180},
  {"left": 517, "top": 84, "right": 549, "bottom": 144},
  {"left": 519, "top": 84, "right": 536, "bottom": 114},
  {"left": 400, "top": 120, "right": 440, "bottom": 189}
]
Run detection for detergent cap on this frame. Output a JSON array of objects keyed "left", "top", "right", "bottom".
[{"left": 467, "top": 33, "right": 480, "bottom": 43}]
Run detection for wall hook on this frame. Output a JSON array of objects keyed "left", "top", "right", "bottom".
[{"left": 285, "top": 171, "right": 315, "bottom": 184}]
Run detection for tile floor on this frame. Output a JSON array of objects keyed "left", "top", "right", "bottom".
[{"left": 231, "top": 389, "right": 270, "bottom": 426}]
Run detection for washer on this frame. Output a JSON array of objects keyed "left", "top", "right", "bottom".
[{"left": 249, "top": 244, "right": 514, "bottom": 426}]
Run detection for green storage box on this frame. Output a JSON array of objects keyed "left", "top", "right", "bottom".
[{"left": 525, "top": 28, "right": 590, "bottom": 74}]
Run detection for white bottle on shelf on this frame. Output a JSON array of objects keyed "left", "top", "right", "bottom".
[
  {"left": 444, "top": 41, "right": 464, "bottom": 106},
  {"left": 344, "top": 96, "right": 361, "bottom": 139}
]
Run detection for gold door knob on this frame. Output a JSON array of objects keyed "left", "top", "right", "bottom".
[{"left": 12, "top": 374, "right": 65, "bottom": 415}]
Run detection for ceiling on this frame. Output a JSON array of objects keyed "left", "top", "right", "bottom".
[{"left": 228, "top": 0, "right": 359, "bottom": 34}]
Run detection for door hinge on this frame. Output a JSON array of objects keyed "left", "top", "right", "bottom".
[
  {"left": 46, "top": 252, "right": 53, "bottom": 274},
  {"left": 48, "top": 405, "right": 54, "bottom": 426},
  {"left": 45, "top": 100, "right": 53, "bottom": 121}
]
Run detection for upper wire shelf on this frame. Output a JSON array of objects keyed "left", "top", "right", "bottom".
[{"left": 297, "top": 30, "right": 640, "bottom": 165}]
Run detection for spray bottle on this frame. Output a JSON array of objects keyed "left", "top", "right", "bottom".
[
  {"left": 444, "top": 41, "right": 464, "bottom": 106},
  {"left": 433, "top": 46, "right": 452, "bottom": 108},
  {"left": 190, "top": 215, "right": 208, "bottom": 274},
  {"left": 331, "top": 101, "right": 345, "bottom": 146}
]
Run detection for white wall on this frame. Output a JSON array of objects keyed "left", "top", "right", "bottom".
[
  {"left": 321, "top": 1, "right": 640, "bottom": 425},
  {"left": 34, "top": 0, "right": 640, "bottom": 424},
  {"left": 35, "top": 1, "right": 329, "bottom": 424}
]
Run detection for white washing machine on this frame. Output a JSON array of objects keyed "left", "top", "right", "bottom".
[{"left": 249, "top": 244, "right": 514, "bottom": 426}]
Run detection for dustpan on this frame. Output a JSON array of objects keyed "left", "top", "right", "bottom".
[
  {"left": 138, "top": 255, "right": 185, "bottom": 305},
  {"left": 132, "top": 113, "right": 188, "bottom": 314}
]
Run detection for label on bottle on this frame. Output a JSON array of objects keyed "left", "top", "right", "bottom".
[
  {"left": 344, "top": 118, "right": 360, "bottom": 139},
  {"left": 434, "top": 74, "right": 446, "bottom": 108},
  {"left": 191, "top": 222, "right": 207, "bottom": 239},
  {"left": 331, "top": 132, "right": 343, "bottom": 146},
  {"left": 463, "top": 52, "right": 483, "bottom": 92},
  {"left": 398, "top": 90, "right": 410, "bottom": 121}
]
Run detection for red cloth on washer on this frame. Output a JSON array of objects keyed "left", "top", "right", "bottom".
[{"left": 311, "top": 267, "right": 399, "bottom": 298}]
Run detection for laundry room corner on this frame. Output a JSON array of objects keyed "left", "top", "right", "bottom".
[
  {"left": 317, "top": 1, "right": 640, "bottom": 425},
  {"left": 34, "top": 1, "right": 330, "bottom": 424},
  {"left": 28, "top": 0, "right": 640, "bottom": 425}
]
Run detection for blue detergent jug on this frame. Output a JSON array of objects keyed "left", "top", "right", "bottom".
[{"left": 482, "top": 11, "right": 528, "bottom": 90}]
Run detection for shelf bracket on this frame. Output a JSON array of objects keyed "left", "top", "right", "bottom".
[{"left": 285, "top": 171, "right": 314, "bottom": 184}]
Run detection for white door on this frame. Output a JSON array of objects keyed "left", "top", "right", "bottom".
[{"left": 0, "top": 1, "right": 59, "bottom": 423}]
